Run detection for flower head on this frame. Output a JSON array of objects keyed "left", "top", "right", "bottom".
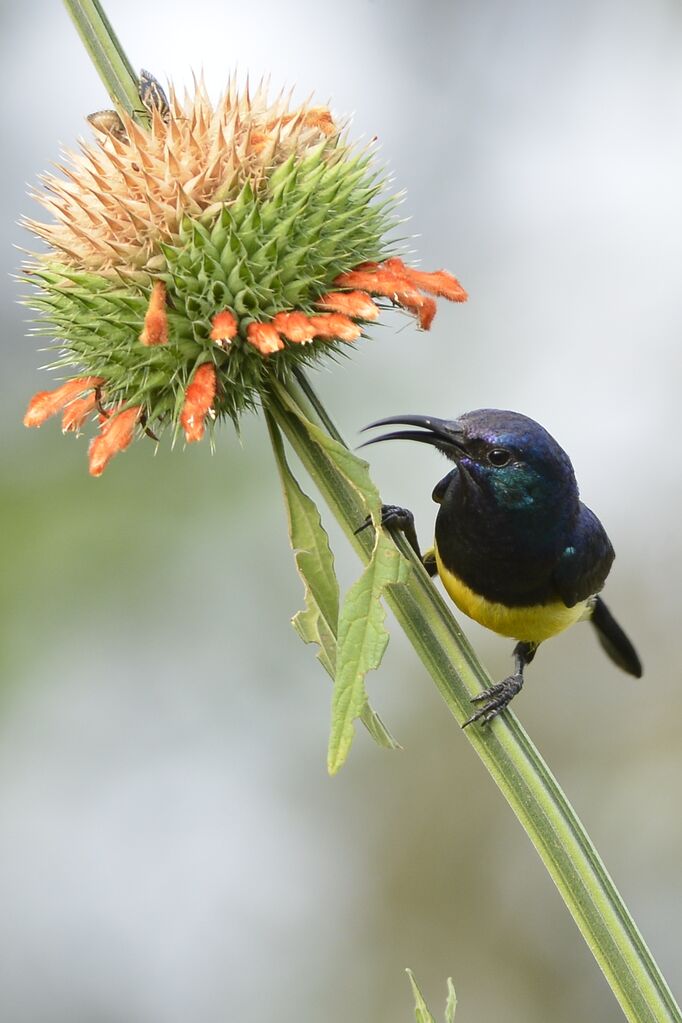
[{"left": 23, "top": 74, "right": 466, "bottom": 474}]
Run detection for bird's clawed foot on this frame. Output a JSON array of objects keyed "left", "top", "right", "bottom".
[
  {"left": 378, "top": 504, "right": 417, "bottom": 533},
  {"left": 463, "top": 641, "right": 536, "bottom": 728},
  {"left": 463, "top": 672, "right": 524, "bottom": 728},
  {"left": 355, "top": 504, "right": 415, "bottom": 535},
  {"left": 355, "top": 505, "right": 422, "bottom": 559}
]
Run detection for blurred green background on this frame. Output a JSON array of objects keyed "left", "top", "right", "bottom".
[{"left": 2, "top": 1, "right": 681, "bottom": 1020}]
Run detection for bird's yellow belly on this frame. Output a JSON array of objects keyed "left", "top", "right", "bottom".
[{"left": 434, "top": 547, "right": 589, "bottom": 643}]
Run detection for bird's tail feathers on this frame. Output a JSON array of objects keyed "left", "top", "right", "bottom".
[{"left": 590, "top": 596, "right": 642, "bottom": 678}]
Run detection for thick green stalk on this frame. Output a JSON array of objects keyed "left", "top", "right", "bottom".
[
  {"left": 62, "top": 0, "right": 144, "bottom": 119},
  {"left": 58, "top": 6, "right": 681, "bottom": 1021},
  {"left": 270, "top": 373, "right": 681, "bottom": 1023}
]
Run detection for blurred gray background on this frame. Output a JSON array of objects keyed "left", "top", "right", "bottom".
[{"left": 1, "top": 0, "right": 681, "bottom": 1020}]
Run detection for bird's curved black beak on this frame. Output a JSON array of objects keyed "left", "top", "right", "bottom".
[{"left": 359, "top": 414, "right": 467, "bottom": 458}]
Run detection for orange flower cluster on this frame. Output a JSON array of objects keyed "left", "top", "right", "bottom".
[
  {"left": 239, "top": 258, "right": 467, "bottom": 355},
  {"left": 335, "top": 257, "right": 468, "bottom": 331},
  {"left": 248, "top": 106, "right": 335, "bottom": 155},
  {"left": 23, "top": 257, "right": 466, "bottom": 474},
  {"left": 23, "top": 377, "right": 144, "bottom": 476},
  {"left": 23, "top": 361, "right": 219, "bottom": 473},
  {"left": 23, "top": 377, "right": 104, "bottom": 431}
]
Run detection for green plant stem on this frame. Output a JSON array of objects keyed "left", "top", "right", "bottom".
[
  {"left": 60, "top": 5, "right": 681, "bottom": 1021},
  {"left": 269, "top": 372, "right": 681, "bottom": 1023},
  {"left": 62, "top": 0, "right": 144, "bottom": 119}
]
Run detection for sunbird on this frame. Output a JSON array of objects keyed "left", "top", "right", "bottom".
[{"left": 361, "top": 409, "right": 642, "bottom": 726}]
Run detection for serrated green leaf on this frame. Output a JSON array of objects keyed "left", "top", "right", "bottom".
[
  {"left": 267, "top": 415, "right": 399, "bottom": 752},
  {"left": 406, "top": 970, "right": 437, "bottom": 1023},
  {"left": 445, "top": 978, "right": 457, "bottom": 1023},
  {"left": 293, "top": 606, "right": 336, "bottom": 678},
  {"left": 327, "top": 529, "right": 410, "bottom": 774},
  {"left": 271, "top": 392, "right": 408, "bottom": 771}
]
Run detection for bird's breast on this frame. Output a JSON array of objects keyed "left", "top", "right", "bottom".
[{"left": 434, "top": 545, "right": 590, "bottom": 642}]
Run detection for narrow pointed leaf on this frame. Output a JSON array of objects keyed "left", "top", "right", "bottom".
[
  {"left": 445, "top": 979, "right": 457, "bottom": 1023},
  {"left": 407, "top": 970, "right": 437, "bottom": 1023}
]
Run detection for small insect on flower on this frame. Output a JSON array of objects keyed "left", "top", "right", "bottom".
[
  {"left": 22, "top": 74, "right": 467, "bottom": 474},
  {"left": 86, "top": 109, "right": 128, "bottom": 141},
  {"left": 86, "top": 68, "right": 170, "bottom": 142},
  {"left": 138, "top": 69, "right": 170, "bottom": 121}
]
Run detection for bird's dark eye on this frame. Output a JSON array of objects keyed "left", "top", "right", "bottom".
[{"left": 488, "top": 448, "right": 511, "bottom": 467}]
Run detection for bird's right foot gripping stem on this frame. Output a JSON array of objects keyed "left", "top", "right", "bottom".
[{"left": 357, "top": 508, "right": 538, "bottom": 729}]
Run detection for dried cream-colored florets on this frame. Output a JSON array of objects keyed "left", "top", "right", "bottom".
[{"left": 26, "top": 78, "right": 338, "bottom": 277}]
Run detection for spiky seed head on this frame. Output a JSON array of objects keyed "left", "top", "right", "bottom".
[{"left": 22, "top": 75, "right": 467, "bottom": 474}]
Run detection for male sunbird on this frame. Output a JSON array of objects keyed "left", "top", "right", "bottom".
[{"left": 361, "top": 409, "right": 642, "bottom": 726}]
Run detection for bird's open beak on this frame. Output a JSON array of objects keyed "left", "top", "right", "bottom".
[{"left": 360, "top": 415, "right": 467, "bottom": 457}]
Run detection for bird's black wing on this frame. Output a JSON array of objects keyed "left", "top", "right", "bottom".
[{"left": 553, "top": 503, "right": 615, "bottom": 607}]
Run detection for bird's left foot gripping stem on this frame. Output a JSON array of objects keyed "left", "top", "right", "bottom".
[
  {"left": 463, "top": 641, "right": 538, "bottom": 727},
  {"left": 355, "top": 505, "right": 436, "bottom": 575}
]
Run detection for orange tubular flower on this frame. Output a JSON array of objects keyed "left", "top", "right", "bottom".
[
  {"left": 334, "top": 258, "right": 467, "bottom": 330},
  {"left": 308, "top": 314, "right": 362, "bottom": 342},
  {"left": 390, "top": 285, "right": 437, "bottom": 331},
  {"left": 316, "top": 291, "right": 379, "bottom": 321},
  {"left": 23, "top": 376, "right": 104, "bottom": 428},
  {"left": 247, "top": 322, "right": 285, "bottom": 355},
  {"left": 271, "top": 312, "right": 318, "bottom": 344},
  {"left": 139, "top": 281, "right": 168, "bottom": 346},
  {"left": 88, "top": 406, "right": 141, "bottom": 477},
  {"left": 180, "top": 364, "right": 217, "bottom": 443},
  {"left": 266, "top": 107, "right": 335, "bottom": 137},
  {"left": 62, "top": 391, "right": 99, "bottom": 433},
  {"left": 384, "top": 257, "right": 468, "bottom": 302},
  {"left": 300, "top": 107, "right": 335, "bottom": 135},
  {"left": 335, "top": 266, "right": 435, "bottom": 329},
  {"left": 210, "top": 310, "right": 238, "bottom": 346}
]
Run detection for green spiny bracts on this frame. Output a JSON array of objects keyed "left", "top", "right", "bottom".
[{"left": 22, "top": 77, "right": 467, "bottom": 474}]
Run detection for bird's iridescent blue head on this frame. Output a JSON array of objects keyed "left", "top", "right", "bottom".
[{"left": 361, "top": 408, "right": 579, "bottom": 513}]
